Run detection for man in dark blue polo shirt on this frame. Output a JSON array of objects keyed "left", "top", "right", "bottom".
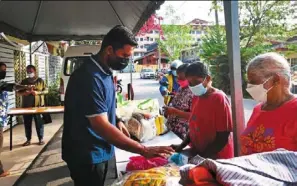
[{"left": 62, "top": 25, "right": 174, "bottom": 186}]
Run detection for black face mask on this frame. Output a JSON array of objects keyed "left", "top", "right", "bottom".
[
  {"left": 0, "top": 71, "right": 6, "bottom": 80},
  {"left": 108, "top": 56, "right": 130, "bottom": 71}
]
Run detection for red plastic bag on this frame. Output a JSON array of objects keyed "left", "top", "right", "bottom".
[{"left": 126, "top": 156, "right": 168, "bottom": 171}]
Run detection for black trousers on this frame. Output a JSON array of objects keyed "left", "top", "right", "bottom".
[
  {"left": 67, "top": 160, "right": 110, "bottom": 186},
  {"left": 23, "top": 114, "right": 44, "bottom": 141}
]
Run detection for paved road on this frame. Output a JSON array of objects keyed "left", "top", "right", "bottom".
[{"left": 16, "top": 73, "right": 257, "bottom": 186}]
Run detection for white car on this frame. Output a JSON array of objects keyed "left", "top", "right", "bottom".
[
  {"left": 59, "top": 45, "right": 118, "bottom": 102},
  {"left": 140, "top": 68, "right": 155, "bottom": 79}
]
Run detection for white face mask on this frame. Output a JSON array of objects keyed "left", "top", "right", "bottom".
[
  {"left": 246, "top": 77, "right": 273, "bottom": 103},
  {"left": 28, "top": 73, "right": 35, "bottom": 78}
]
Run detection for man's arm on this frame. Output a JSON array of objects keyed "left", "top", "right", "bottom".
[
  {"left": 200, "top": 132, "right": 230, "bottom": 159},
  {"left": 88, "top": 114, "right": 173, "bottom": 157},
  {"left": 88, "top": 114, "right": 145, "bottom": 154}
]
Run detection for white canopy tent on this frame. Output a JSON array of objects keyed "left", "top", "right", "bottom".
[{"left": 0, "top": 1, "right": 164, "bottom": 41}]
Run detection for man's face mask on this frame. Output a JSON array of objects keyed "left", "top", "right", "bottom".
[
  {"left": 107, "top": 49, "right": 130, "bottom": 71},
  {"left": 0, "top": 71, "right": 6, "bottom": 80},
  {"left": 28, "top": 72, "right": 35, "bottom": 78}
]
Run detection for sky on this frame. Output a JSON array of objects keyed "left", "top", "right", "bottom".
[{"left": 156, "top": 1, "right": 225, "bottom": 25}]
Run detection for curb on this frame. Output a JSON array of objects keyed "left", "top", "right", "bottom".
[{"left": 12, "top": 123, "right": 64, "bottom": 186}]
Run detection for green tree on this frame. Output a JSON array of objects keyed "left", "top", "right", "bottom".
[
  {"left": 156, "top": 5, "right": 194, "bottom": 61},
  {"left": 200, "top": 0, "right": 296, "bottom": 97}
]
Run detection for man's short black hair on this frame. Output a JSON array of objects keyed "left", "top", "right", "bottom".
[
  {"left": 26, "top": 65, "right": 36, "bottom": 71},
  {"left": 185, "top": 62, "right": 208, "bottom": 78},
  {"left": 177, "top": 63, "right": 189, "bottom": 74},
  {"left": 100, "top": 25, "right": 138, "bottom": 52},
  {"left": 0, "top": 62, "right": 6, "bottom": 68}
]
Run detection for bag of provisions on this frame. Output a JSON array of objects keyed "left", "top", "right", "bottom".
[
  {"left": 126, "top": 156, "right": 168, "bottom": 171},
  {"left": 126, "top": 113, "right": 168, "bottom": 142},
  {"left": 111, "top": 164, "right": 182, "bottom": 186}
]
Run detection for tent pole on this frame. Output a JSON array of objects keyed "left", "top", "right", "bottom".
[
  {"left": 130, "top": 56, "right": 133, "bottom": 85},
  {"left": 223, "top": 1, "right": 245, "bottom": 157},
  {"left": 29, "top": 42, "right": 32, "bottom": 65}
]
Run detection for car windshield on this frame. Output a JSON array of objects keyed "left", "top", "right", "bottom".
[
  {"left": 142, "top": 69, "right": 153, "bottom": 72},
  {"left": 64, "top": 57, "right": 87, "bottom": 76}
]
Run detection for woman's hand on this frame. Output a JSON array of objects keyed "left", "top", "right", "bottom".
[
  {"left": 170, "top": 144, "right": 184, "bottom": 152},
  {"left": 163, "top": 106, "right": 179, "bottom": 116}
]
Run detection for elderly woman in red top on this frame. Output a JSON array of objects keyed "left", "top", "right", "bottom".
[
  {"left": 171, "top": 62, "right": 234, "bottom": 159},
  {"left": 241, "top": 52, "right": 297, "bottom": 155}
]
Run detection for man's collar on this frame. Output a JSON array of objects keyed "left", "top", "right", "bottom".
[{"left": 90, "top": 54, "right": 112, "bottom": 75}]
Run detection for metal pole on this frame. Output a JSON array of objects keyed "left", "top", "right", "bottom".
[
  {"left": 223, "top": 1, "right": 245, "bottom": 157},
  {"left": 158, "top": 17, "right": 161, "bottom": 70},
  {"left": 29, "top": 42, "right": 32, "bottom": 65},
  {"left": 130, "top": 55, "right": 133, "bottom": 85}
]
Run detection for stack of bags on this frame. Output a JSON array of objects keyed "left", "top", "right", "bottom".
[
  {"left": 125, "top": 112, "right": 168, "bottom": 142},
  {"left": 112, "top": 153, "right": 189, "bottom": 186}
]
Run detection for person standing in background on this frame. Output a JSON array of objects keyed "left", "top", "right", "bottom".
[
  {"left": 0, "top": 62, "right": 9, "bottom": 178},
  {"left": 17, "top": 65, "right": 48, "bottom": 146}
]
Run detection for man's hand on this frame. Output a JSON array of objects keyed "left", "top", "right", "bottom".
[
  {"left": 163, "top": 106, "right": 178, "bottom": 116},
  {"left": 141, "top": 146, "right": 174, "bottom": 159},
  {"left": 31, "top": 91, "right": 38, "bottom": 96},
  {"left": 23, "top": 90, "right": 32, "bottom": 96},
  {"left": 116, "top": 121, "right": 130, "bottom": 138}
]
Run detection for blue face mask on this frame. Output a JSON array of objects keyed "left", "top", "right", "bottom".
[
  {"left": 172, "top": 70, "right": 177, "bottom": 76},
  {"left": 189, "top": 79, "right": 207, "bottom": 96}
]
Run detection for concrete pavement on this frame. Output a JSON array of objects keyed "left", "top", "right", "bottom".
[
  {"left": 0, "top": 114, "right": 63, "bottom": 186},
  {"left": 15, "top": 73, "right": 258, "bottom": 186}
]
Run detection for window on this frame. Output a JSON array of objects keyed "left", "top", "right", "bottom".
[
  {"left": 196, "top": 30, "right": 201, "bottom": 34},
  {"left": 64, "top": 57, "right": 86, "bottom": 76},
  {"left": 134, "top": 52, "right": 140, "bottom": 57},
  {"left": 191, "top": 30, "right": 195, "bottom": 34},
  {"left": 197, "top": 38, "right": 201, "bottom": 42},
  {"left": 140, "top": 45, "right": 144, "bottom": 49},
  {"left": 155, "top": 30, "right": 159, "bottom": 34},
  {"left": 144, "top": 44, "right": 150, "bottom": 49},
  {"left": 149, "top": 30, "right": 153, "bottom": 34},
  {"left": 146, "top": 37, "right": 150, "bottom": 41},
  {"left": 140, "top": 38, "right": 143, "bottom": 41},
  {"left": 150, "top": 38, "right": 154, "bottom": 41},
  {"left": 136, "top": 38, "right": 139, "bottom": 41}
]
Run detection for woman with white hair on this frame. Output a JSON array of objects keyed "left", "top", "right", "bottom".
[{"left": 241, "top": 52, "right": 297, "bottom": 155}]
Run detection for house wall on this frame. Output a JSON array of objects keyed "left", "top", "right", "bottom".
[
  {"left": 0, "top": 42, "right": 18, "bottom": 129},
  {"left": 0, "top": 41, "right": 53, "bottom": 130},
  {"left": 48, "top": 55, "right": 62, "bottom": 85}
]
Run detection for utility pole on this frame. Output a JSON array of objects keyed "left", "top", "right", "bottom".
[{"left": 214, "top": 0, "right": 219, "bottom": 25}]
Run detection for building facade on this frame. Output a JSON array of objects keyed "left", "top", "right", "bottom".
[{"left": 133, "top": 17, "right": 209, "bottom": 64}]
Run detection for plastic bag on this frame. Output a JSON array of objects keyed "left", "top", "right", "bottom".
[
  {"left": 141, "top": 118, "right": 157, "bottom": 142},
  {"left": 126, "top": 156, "right": 168, "bottom": 171},
  {"left": 169, "top": 153, "right": 188, "bottom": 166},
  {"left": 126, "top": 115, "right": 168, "bottom": 142},
  {"left": 112, "top": 164, "right": 181, "bottom": 186},
  {"left": 154, "top": 115, "right": 168, "bottom": 135}
]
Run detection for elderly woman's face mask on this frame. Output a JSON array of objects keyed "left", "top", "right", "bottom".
[{"left": 246, "top": 77, "right": 274, "bottom": 102}]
